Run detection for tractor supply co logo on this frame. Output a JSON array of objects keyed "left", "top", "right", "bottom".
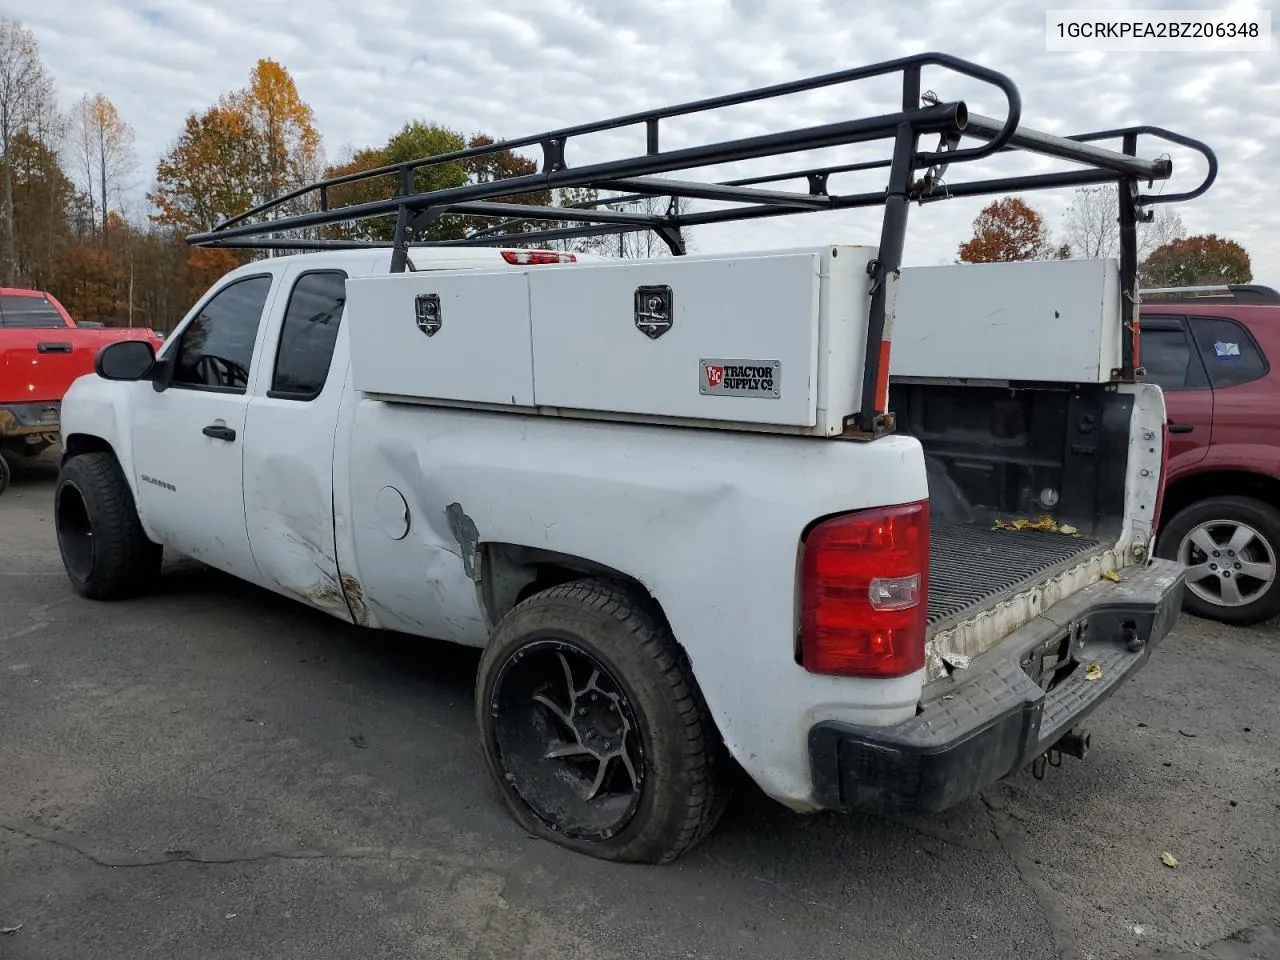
[
  {"left": 634, "top": 285, "right": 673, "bottom": 340},
  {"left": 415, "top": 293, "right": 442, "bottom": 337},
  {"left": 700, "top": 359, "right": 781, "bottom": 399}
]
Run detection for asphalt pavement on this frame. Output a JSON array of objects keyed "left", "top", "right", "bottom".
[{"left": 1, "top": 455, "right": 1277, "bottom": 960}]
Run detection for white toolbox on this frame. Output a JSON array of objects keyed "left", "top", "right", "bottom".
[
  {"left": 891, "top": 258, "right": 1124, "bottom": 384},
  {"left": 346, "top": 245, "right": 881, "bottom": 435}
]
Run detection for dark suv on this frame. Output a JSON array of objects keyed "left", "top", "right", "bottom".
[{"left": 1140, "top": 284, "right": 1280, "bottom": 625}]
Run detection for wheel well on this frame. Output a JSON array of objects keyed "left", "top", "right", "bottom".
[
  {"left": 477, "top": 542, "right": 735, "bottom": 774},
  {"left": 1160, "top": 471, "right": 1280, "bottom": 528},
  {"left": 62, "top": 433, "right": 115, "bottom": 464},
  {"left": 480, "top": 543, "right": 656, "bottom": 626}
]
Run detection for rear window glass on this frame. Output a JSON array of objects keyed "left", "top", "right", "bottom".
[
  {"left": 1188, "top": 316, "right": 1268, "bottom": 389},
  {"left": 0, "top": 295, "right": 66, "bottom": 328}
]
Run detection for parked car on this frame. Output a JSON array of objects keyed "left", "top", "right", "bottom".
[
  {"left": 1140, "top": 284, "right": 1280, "bottom": 625},
  {"left": 0, "top": 287, "right": 163, "bottom": 493}
]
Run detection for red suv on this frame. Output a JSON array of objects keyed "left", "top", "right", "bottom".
[{"left": 1141, "top": 284, "right": 1280, "bottom": 625}]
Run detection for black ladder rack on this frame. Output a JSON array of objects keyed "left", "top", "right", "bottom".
[{"left": 185, "top": 51, "right": 1217, "bottom": 437}]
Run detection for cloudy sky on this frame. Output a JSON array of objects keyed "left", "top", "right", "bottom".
[{"left": 8, "top": 0, "right": 1278, "bottom": 287}]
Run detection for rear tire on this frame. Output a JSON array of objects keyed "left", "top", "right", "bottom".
[
  {"left": 55, "top": 452, "right": 162, "bottom": 601},
  {"left": 1156, "top": 495, "right": 1280, "bottom": 626},
  {"left": 475, "top": 578, "right": 732, "bottom": 864}
]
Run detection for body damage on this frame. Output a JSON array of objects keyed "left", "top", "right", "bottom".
[{"left": 339, "top": 399, "right": 930, "bottom": 808}]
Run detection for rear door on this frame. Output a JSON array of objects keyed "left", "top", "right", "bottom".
[
  {"left": 242, "top": 265, "right": 355, "bottom": 620},
  {"left": 129, "top": 273, "right": 278, "bottom": 584},
  {"left": 1139, "top": 315, "right": 1212, "bottom": 469},
  {"left": 1184, "top": 314, "right": 1271, "bottom": 448}
]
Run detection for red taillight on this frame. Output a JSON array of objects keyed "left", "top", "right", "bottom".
[
  {"left": 800, "top": 500, "right": 929, "bottom": 678},
  {"left": 500, "top": 250, "right": 577, "bottom": 265}
]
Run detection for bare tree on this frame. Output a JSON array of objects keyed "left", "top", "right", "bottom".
[
  {"left": 604, "top": 193, "right": 692, "bottom": 258},
  {"left": 1061, "top": 186, "right": 1118, "bottom": 260},
  {"left": 71, "top": 92, "right": 136, "bottom": 240},
  {"left": 1059, "top": 184, "right": 1187, "bottom": 264},
  {"left": 0, "top": 18, "right": 55, "bottom": 284},
  {"left": 538, "top": 188, "right": 693, "bottom": 257}
]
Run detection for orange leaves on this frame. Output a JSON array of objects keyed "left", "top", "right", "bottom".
[
  {"left": 957, "top": 196, "right": 1056, "bottom": 263},
  {"left": 184, "top": 247, "right": 244, "bottom": 303},
  {"left": 147, "top": 58, "right": 321, "bottom": 234},
  {"left": 149, "top": 105, "right": 258, "bottom": 232}
]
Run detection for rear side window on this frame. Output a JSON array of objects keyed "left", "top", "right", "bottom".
[
  {"left": 0, "top": 294, "right": 65, "bottom": 327},
  {"left": 1139, "top": 327, "right": 1198, "bottom": 390},
  {"left": 269, "top": 271, "right": 346, "bottom": 400},
  {"left": 1188, "top": 316, "right": 1268, "bottom": 389}
]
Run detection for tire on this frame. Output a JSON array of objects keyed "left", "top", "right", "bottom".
[
  {"left": 55, "top": 452, "right": 162, "bottom": 601},
  {"left": 0, "top": 451, "right": 9, "bottom": 496},
  {"left": 475, "top": 577, "right": 732, "bottom": 864},
  {"left": 1156, "top": 495, "right": 1280, "bottom": 626}
]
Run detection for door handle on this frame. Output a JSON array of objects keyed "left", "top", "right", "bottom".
[
  {"left": 202, "top": 424, "right": 237, "bottom": 442},
  {"left": 37, "top": 342, "right": 72, "bottom": 354},
  {"left": 1168, "top": 423, "right": 1195, "bottom": 434}
]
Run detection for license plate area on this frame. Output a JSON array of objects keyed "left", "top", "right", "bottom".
[{"left": 1019, "top": 617, "right": 1089, "bottom": 692}]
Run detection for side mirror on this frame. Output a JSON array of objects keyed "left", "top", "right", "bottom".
[{"left": 94, "top": 340, "right": 156, "bottom": 382}]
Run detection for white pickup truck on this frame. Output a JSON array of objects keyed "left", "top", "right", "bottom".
[{"left": 50, "top": 54, "right": 1213, "bottom": 863}]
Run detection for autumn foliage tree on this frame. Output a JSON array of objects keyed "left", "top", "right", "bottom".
[
  {"left": 149, "top": 104, "right": 260, "bottom": 233},
  {"left": 149, "top": 59, "right": 320, "bottom": 233},
  {"left": 70, "top": 92, "right": 136, "bottom": 240},
  {"left": 1139, "top": 234, "right": 1252, "bottom": 287},
  {"left": 958, "top": 196, "right": 1060, "bottom": 263}
]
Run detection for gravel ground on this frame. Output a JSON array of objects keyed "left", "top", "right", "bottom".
[{"left": 1, "top": 456, "right": 1276, "bottom": 960}]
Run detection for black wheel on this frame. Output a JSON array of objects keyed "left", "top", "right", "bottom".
[
  {"left": 0, "top": 451, "right": 9, "bottom": 496},
  {"left": 55, "top": 452, "right": 162, "bottom": 601},
  {"left": 476, "top": 578, "right": 732, "bottom": 864},
  {"left": 1156, "top": 495, "right": 1280, "bottom": 626}
]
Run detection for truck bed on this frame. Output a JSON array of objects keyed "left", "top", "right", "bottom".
[{"left": 927, "top": 522, "right": 1107, "bottom": 632}]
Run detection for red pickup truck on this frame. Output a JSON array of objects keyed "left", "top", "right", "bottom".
[
  {"left": 0, "top": 287, "right": 162, "bottom": 492},
  {"left": 1142, "top": 284, "right": 1280, "bottom": 626}
]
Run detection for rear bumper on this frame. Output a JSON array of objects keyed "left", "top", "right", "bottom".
[
  {"left": 0, "top": 401, "right": 61, "bottom": 437},
  {"left": 808, "top": 557, "right": 1184, "bottom": 817}
]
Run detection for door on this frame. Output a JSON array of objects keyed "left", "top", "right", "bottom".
[
  {"left": 131, "top": 273, "right": 277, "bottom": 583},
  {"left": 1139, "top": 316, "right": 1212, "bottom": 471},
  {"left": 242, "top": 266, "right": 355, "bottom": 621}
]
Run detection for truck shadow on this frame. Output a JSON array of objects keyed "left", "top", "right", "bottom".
[{"left": 115, "top": 558, "right": 1041, "bottom": 956}]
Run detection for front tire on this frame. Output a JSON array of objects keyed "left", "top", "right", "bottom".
[
  {"left": 475, "top": 578, "right": 732, "bottom": 864},
  {"left": 1156, "top": 495, "right": 1280, "bottom": 625},
  {"left": 55, "top": 452, "right": 162, "bottom": 600}
]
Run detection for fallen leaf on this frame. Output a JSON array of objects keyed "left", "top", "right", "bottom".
[
  {"left": 0, "top": 924, "right": 22, "bottom": 935},
  {"left": 1084, "top": 663, "right": 1103, "bottom": 681},
  {"left": 1161, "top": 852, "right": 1179, "bottom": 868},
  {"left": 1059, "top": 524, "right": 1079, "bottom": 536},
  {"left": 1101, "top": 570, "right": 1122, "bottom": 583}
]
